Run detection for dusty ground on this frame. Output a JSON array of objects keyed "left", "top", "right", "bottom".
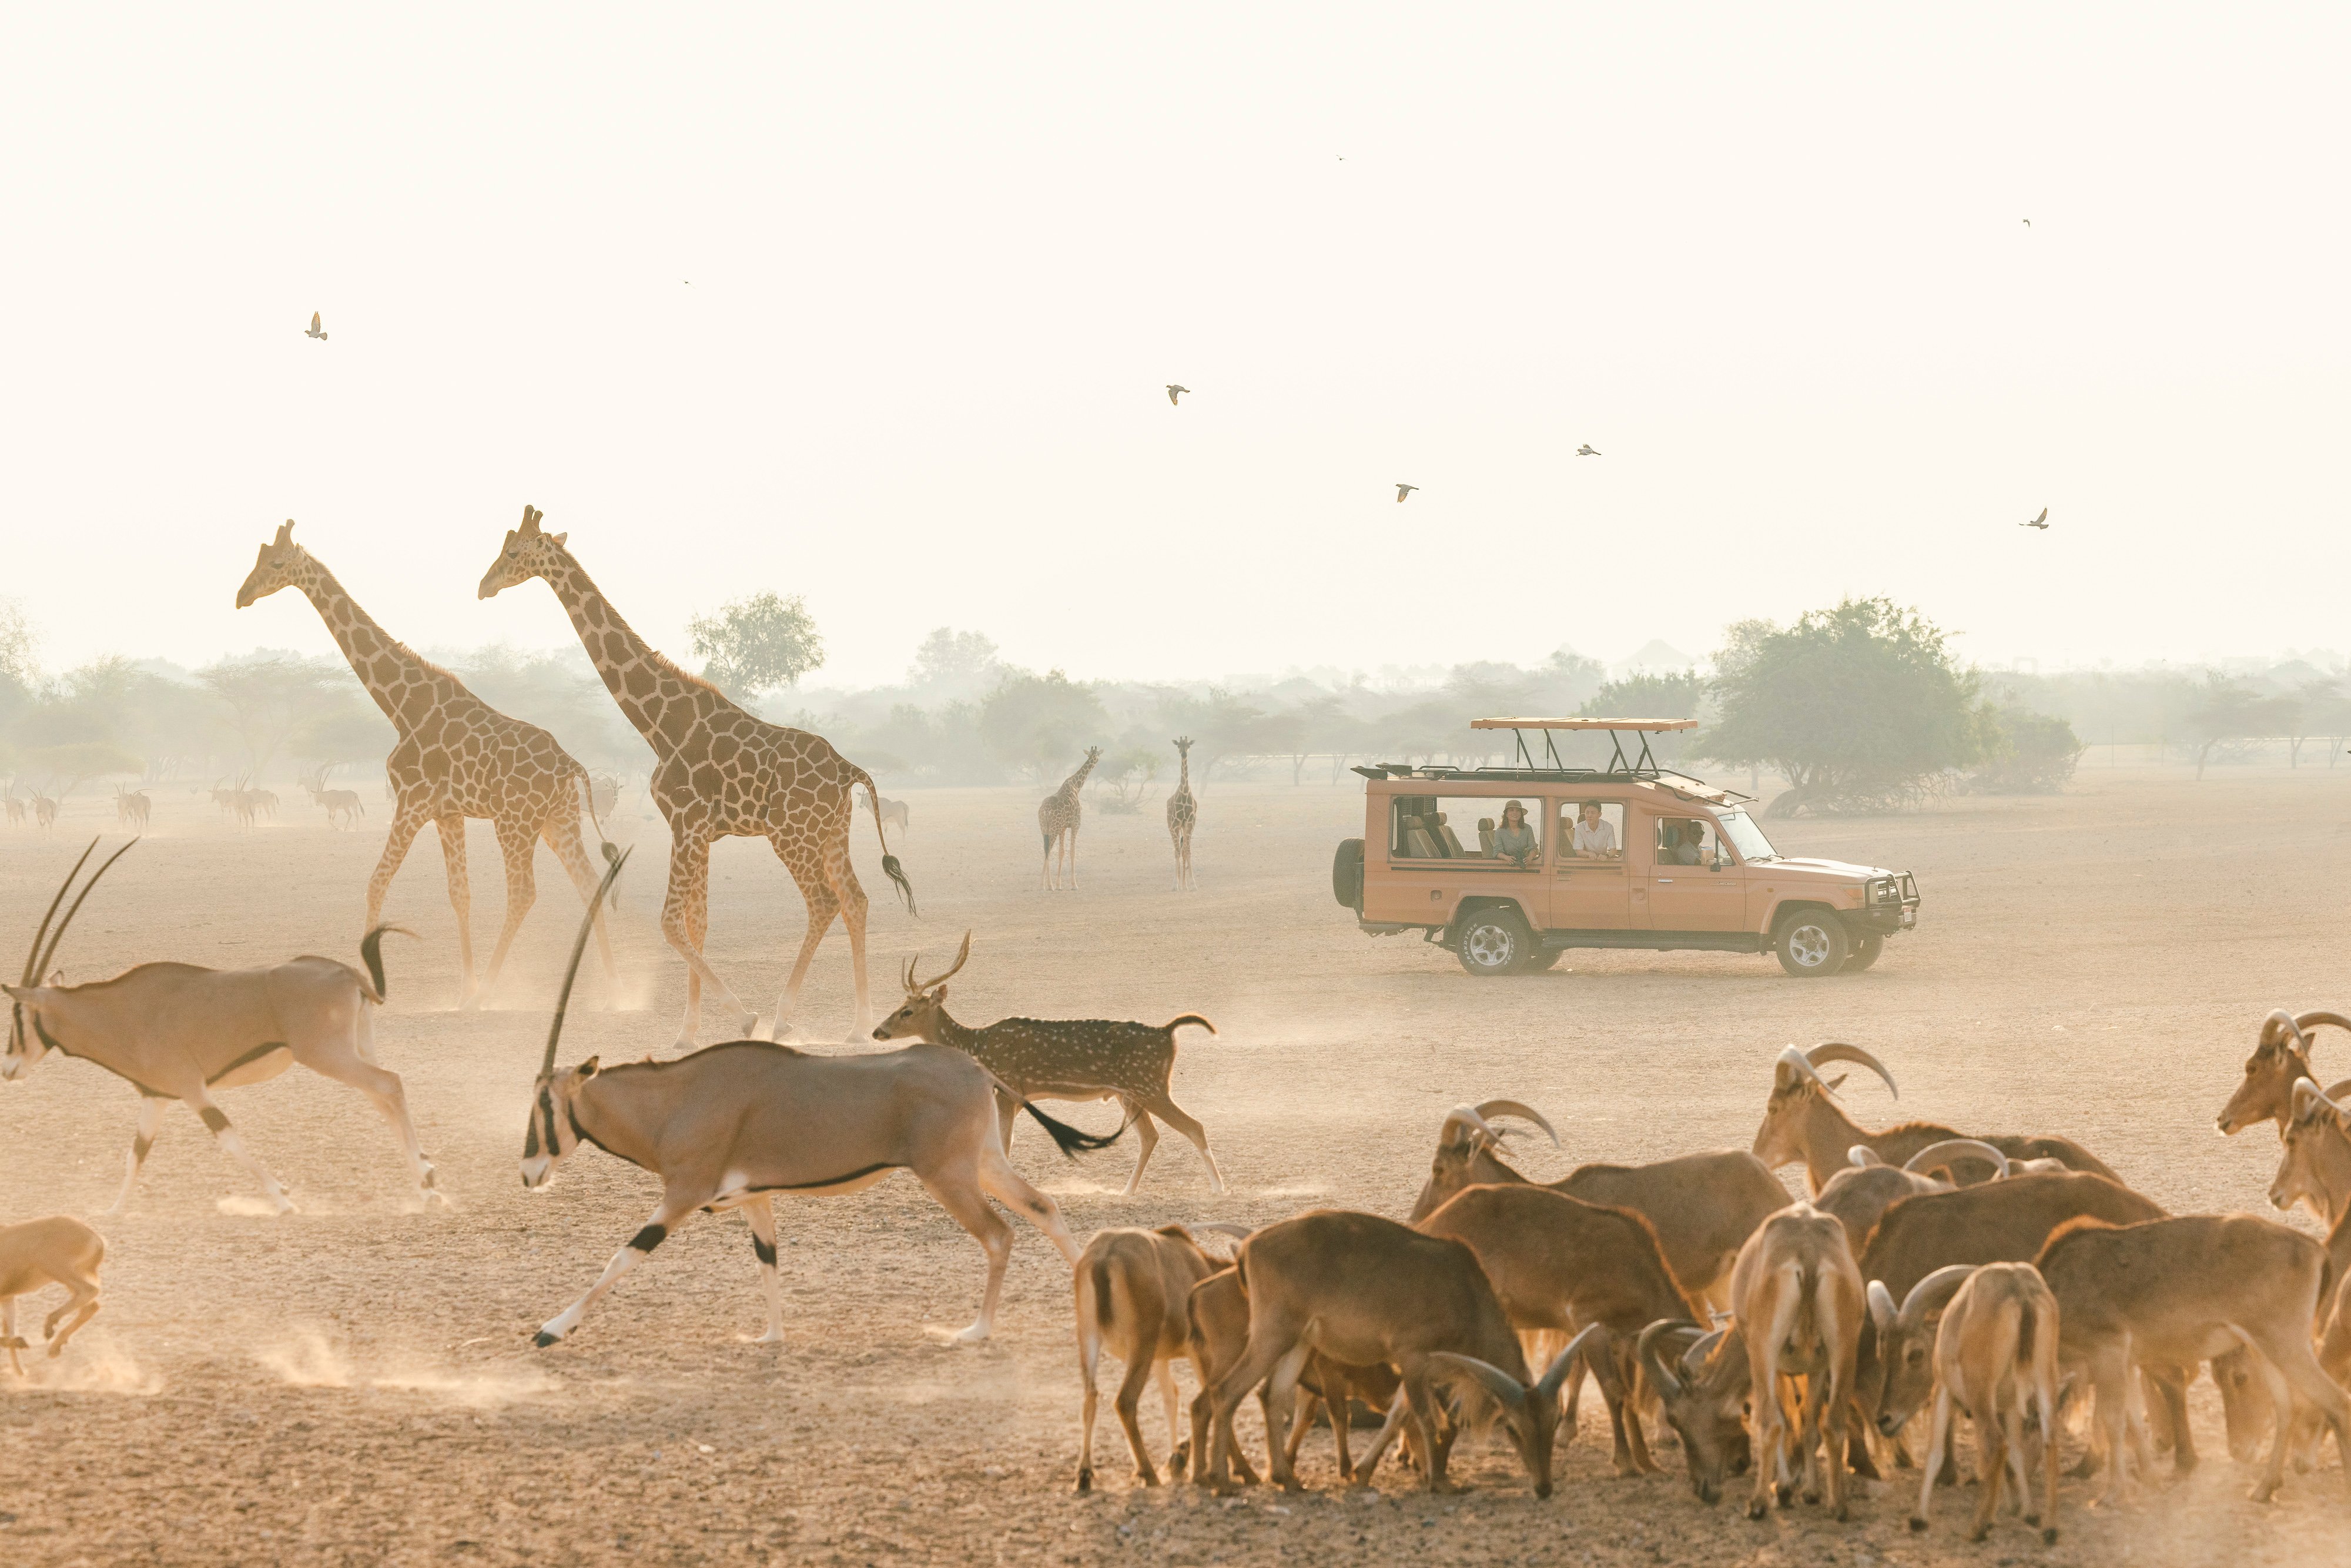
[{"left": 2, "top": 764, "right": 2349, "bottom": 1566}]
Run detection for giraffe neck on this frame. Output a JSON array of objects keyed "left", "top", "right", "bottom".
[
  {"left": 1065, "top": 756, "right": 1100, "bottom": 796},
  {"left": 535, "top": 547, "right": 733, "bottom": 758},
  {"left": 1177, "top": 752, "right": 1191, "bottom": 791},
  {"left": 291, "top": 558, "right": 458, "bottom": 731}
]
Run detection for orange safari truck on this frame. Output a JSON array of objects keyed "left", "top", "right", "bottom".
[{"left": 1328, "top": 718, "right": 1919, "bottom": 977}]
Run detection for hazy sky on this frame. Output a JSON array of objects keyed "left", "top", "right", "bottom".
[{"left": 3, "top": 8, "right": 2345, "bottom": 689}]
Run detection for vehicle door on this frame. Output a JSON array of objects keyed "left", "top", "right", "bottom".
[
  {"left": 1642, "top": 811, "right": 1747, "bottom": 932},
  {"left": 1376, "top": 793, "right": 1548, "bottom": 929},
  {"left": 1550, "top": 797, "right": 1630, "bottom": 930}
]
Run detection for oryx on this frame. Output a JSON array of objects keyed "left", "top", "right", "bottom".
[
  {"left": 2, "top": 839, "right": 444, "bottom": 1215},
  {"left": 524, "top": 852, "right": 1121, "bottom": 1348}
]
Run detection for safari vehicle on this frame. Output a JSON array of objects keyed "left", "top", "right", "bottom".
[{"left": 1328, "top": 718, "right": 1920, "bottom": 977}]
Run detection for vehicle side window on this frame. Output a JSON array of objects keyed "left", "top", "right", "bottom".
[
  {"left": 1393, "top": 797, "right": 1540, "bottom": 863},
  {"left": 1655, "top": 815, "right": 1717, "bottom": 867},
  {"left": 1556, "top": 800, "right": 1625, "bottom": 861}
]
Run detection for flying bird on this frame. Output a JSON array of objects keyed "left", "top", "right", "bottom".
[
  {"left": 2021, "top": 508, "right": 2049, "bottom": 530},
  {"left": 2022, "top": 219, "right": 2032, "bottom": 228},
  {"left": 304, "top": 312, "right": 327, "bottom": 341},
  {"left": 1395, "top": 484, "right": 1417, "bottom": 503},
  {"left": 1576, "top": 444, "right": 1600, "bottom": 457},
  {"left": 1166, "top": 384, "right": 1189, "bottom": 406}
]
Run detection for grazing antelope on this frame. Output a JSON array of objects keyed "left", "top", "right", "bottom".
[
  {"left": 2217, "top": 1007, "right": 2351, "bottom": 1134},
  {"left": 0, "top": 840, "right": 443, "bottom": 1215},
  {"left": 870, "top": 934, "right": 1224, "bottom": 1193},
  {"left": 1726, "top": 1203, "right": 1867, "bottom": 1521},
  {"left": 1198, "top": 1209, "right": 1583, "bottom": 1496},
  {"left": 1074, "top": 1223, "right": 1236, "bottom": 1492},
  {"left": 1636, "top": 1321, "right": 1759, "bottom": 1505},
  {"left": 1755, "top": 1043, "right": 2120, "bottom": 1193},
  {"left": 1813, "top": 1138, "right": 2012, "bottom": 1248},
  {"left": 1408, "top": 1100, "right": 1790, "bottom": 1306},
  {"left": 112, "top": 786, "right": 150, "bottom": 830},
  {"left": 1415, "top": 1182, "right": 1710, "bottom": 1477},
  {"left": 2266, "top": 1076, "right": 2351, "bottom": 1224},
  {"left": 0, "top": 1215, "right": 105, "bottom": 1376},
  {"left": 2037, "top": 1214, "right": 2351, "bottom": 1504},
  {"left": 1902, "top": 1263, "right": 2062, "bottom": 1543},
  {"left": 525, "top": 856, "right": 1118, "bottom": 1348}
]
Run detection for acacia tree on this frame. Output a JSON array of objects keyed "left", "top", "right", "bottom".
[
  {"left": 689, "top": 592, "right": 825, "bottom": 698},
  {"left": 1703, "top": 598, "right": 1985, "bottom": 816},
  {"left": 2183, "top": 674, "right": 2298, "bottom": 779}
]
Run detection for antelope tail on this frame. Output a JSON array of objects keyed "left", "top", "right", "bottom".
[
  {"left": 1091, "top": 1257, "right": 1118, "bottom": 1331},
  {"left": 1165, "top": 1014, "right": 1218, "bottom": 1037},
  {"left": 852, "top": 768, "right": 916, "bottom": 916},
  {"left": 1023, "top": 1100, "right": 1126, "bottom": 1157}
]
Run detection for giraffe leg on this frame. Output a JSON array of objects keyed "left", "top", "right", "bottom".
[
  {"left": 543, "top": 813, "right": 618, "bottom": 986},
  {"left": 768, "top": 839, "right": 841, "bottom": 1044},
  {"left": 662, "top": 828, "right": 749, "bottom": 1048},
  {"left": 364, "top": 802, "right": 430, "bottom": 934},
  {"left": 436, "top": 813, "right": 480, "bottom": 1009},
  {"left": 826, "top": 832, "right": 874, "bottom": 1040},
  {"left": 478, "top": 815, "right": 541, "bottom": 1000}
]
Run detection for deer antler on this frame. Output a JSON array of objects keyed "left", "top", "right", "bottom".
[{"left": 908, "top": 930, "right": 973, "bottom": 994}]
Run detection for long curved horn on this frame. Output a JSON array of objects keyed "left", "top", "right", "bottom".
[
  {"left": 1901, "top": 1138, "right": 2011, "bottom": 1181},
  {"left": 1774, "top": 1043, "right": 1828, "bottom": 1093},
  {"left": 542, "top": 847, "right": 630, "bottom": 1077},
  {"left": 1427, "top": 1351, "right": 1526, "bottom": 1410},
  {"left": 1472, "top": 1099, "right": 1560, "bottom": 1147},
  {"left": 1848, "top": 1145, "right": 1881, "bottom": 1168},
  {"left": 2322, "top": 1077, "right": 2351, "bottom": 1103},
  {"left": 2260, "top": 1008, "right": 2306, "bottom": 1051},
  {"left": 1438, "top": 1104, "right": 1505, "bottom": 1150},
  {"left": 1805, "top": 1042, "right": 1899, "bottom": 1100},
  {"left": 21, "top": 838, "right": 99, "bottom": 986},
  {"left": 1536, "top": 1322, "right": 1607, "bottom": 1405},
  {"left": 1896, "top": 1263, "right": 1977, "bottom": 1325},
  {"left": 33, "top": 838, "right": 138, "bottom": 987},
  {"left": 1867, "top": 1279, "right": 1897, "bottom": 1335},
  {"left": 1636, "top": 1318, "right": 1703, "bottom": 1402},
  {"left": 909, "top": 930, "right": 972, "bottom": 994},
  {"left": 1681, "top": 1326, "right": 1729, "bottom": 1381},
  {"left": 2295, "top": 1010, "right": 2351, "bottom": 1044}
]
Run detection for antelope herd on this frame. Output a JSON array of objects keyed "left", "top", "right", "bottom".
[{"left": 4, "top": 810, "right": 2351, "bottom": 1549}]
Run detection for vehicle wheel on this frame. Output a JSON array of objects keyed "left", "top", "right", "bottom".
[
  {"left": 1774, "top": 911, "right": 1850, "bottom": 977},
  {"left": 1456, "top": 909, "right": 1535, "bottom": 977},
  {"left": 1844, "top": 932, "right": 1886, "bottom": 972},
  {"left": 1331, "top": 839, "right": 1365, "bottom": 909},
  {"left": 1527, "top": 947, "right": 1566, "bottom": 971}
]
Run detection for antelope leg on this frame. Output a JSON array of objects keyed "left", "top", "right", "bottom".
[{"left": 535, "top": 1201, "right": 694, "bottom": 1346}]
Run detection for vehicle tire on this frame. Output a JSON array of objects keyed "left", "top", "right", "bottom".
[
  {"left": 1774, "top": 910, "right": 1850, "bottom": 977},
  {"left": 1455, "top": 907, "right": 1535, "bottom": 977},
  {"left": 1331, "top": 839, "right": 1365, "bottom": 909},
  {"left": 1527, "top": 947, "right": 1566, "bottom": 971},
  {"left": 1844, "top": 931, "right": 1886, "bottom": 971}
]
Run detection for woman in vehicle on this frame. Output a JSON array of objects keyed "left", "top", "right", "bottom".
[{"left": 1492, "top": 800, "right": 1537, "bottom": 866}]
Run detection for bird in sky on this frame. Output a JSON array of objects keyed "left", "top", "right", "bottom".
[
  {"left": 304, "top": 311, "right": 328, "bottom": 341},
  {"left": 1576, "top": 444, "right": 1600, "bottom": 457},
  {"left": 1395, "top": 484, "right": 1418, "bottom": 502},
  {"left": 2022, "top": 219, "right": 2032, "bottom": 228},
  {"left": 1166, "top": 384, "right": 1189, "bottom": 406},
  {"left": 2021, "top": 508, "right": 2049, "bottom": 529}
]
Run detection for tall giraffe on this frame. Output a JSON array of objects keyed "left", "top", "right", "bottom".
[
  {"left": 1165, "top": 736, "right": 1197, "bottom": 890},
  {"left": 235, "top": 521, "right": 614, "bottom": 1003},
  {"left": 476, "top": 505, "right": 911, "bottom": 1046},
  {"left": 1038, "top": 746, "right": 1103, "bottom": 890}
]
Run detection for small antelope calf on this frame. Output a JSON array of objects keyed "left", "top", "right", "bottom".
[
  {"left": 1904, "top": 1262, "right": 2061, "bottom": 1544},
  {"left": 0, "top": 1216, "right": 105, "bottom": 1375},
  {"left": 872, "top": 934, "right": 1224, "bottom": 1193},
  {"left": 1074, "top": 1224, "right": 1229, "bottom": 1492}
]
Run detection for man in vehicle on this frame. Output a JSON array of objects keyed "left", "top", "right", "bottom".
[
  {"left": 1665, "top": 818, "right": 1709, "bottom": 866},
  {"left": 1570, "top": 800, "right": 1618, "bottom": 859}
]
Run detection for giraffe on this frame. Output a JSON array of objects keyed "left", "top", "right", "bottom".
[
  {"left": 236, "top": 522, "right": 615, "bottom": 1006},
  {"left": 476, "top": 505, "right": 912, "bottom": 1047},
  {"left": 1038, "top": 746, "right": 1103, "bottom": 891},
  {"left": 1165, "top": 736, "right": 1197, "bottom": 890}
]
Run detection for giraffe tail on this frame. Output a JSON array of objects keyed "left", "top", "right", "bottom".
[{"left": 853, "top": 769, "right": 916, "bottom": 916}]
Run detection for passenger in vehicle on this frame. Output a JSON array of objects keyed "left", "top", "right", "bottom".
[
  {"left": 1491, "top": 800, "right": 1536, "bottom": 867},
  {"left": 1570, "top": 800, "right": 1619, "bottom": 859},
  {"left": 1663, "top": 819, "right": 1709, "bottom": 866}
]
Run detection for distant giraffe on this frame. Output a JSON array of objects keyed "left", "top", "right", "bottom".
[
  {"left": 1039, "top": 746, "right": 1103, "bottom": 890},
  {"left": 477, "top": 505, "right": 913, "bottom": 1046},
  {"left": 236, "top": 521, "right": 615, "bottom": 1006},
  {"left": 1165, "top": 736, "right": 1197, "bottom": 890}
]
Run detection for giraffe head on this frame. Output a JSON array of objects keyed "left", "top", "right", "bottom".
[
  {"left": 235, "top": 520, "right": 314, "bottom": 608},
  {"left": 477, "top": 504, "right": 569, "bottom": 600},
  {"left": 1174, "top": 736, "right": 1193, "bottom": 760}
]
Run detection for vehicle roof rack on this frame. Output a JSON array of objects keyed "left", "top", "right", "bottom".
[{"left": 1467, "top": 716, "right": 1700, "bottom": 778}]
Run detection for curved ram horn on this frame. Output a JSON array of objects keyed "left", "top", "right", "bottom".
[
  {"left": 1537, "top": 1323, "right": 1606, "bottom": 1405},
  {"left": 1848, "top": 1145, "right": 1880, "bottom": 1168},
  {"left": 2259, "top": 1008, "right": 2300, "bottom": 1049},
  {"left": 1896, "top": 1263, "right": 1978, "bottom": 1325},
  {"left": 1472, "top": 1099, "right": 1560, "bottom": 1148},
  {"left": 1901, "top": 1138, "right": 2011, "bottom": 1181},
  {"left": 1636, "top": 1318, "right": 1703, "bottom": 1402},
  {"left": 21, "top": 838, "right": 99, "bottom": 986},
  {"left": 541, "top": 847, "right": 630, "bottom": 1077},
  {"left": 1867, "top": 1279, "right": 1898, "bottom": 1335},
  {"left": 1437, "top": 1104, "right": 1504, "bottom": 1151},
  {"left": 2290, "top": 1077, "right": 2351, "bottom": 1122},
  {"left": 1181, "top": 1222, "right": 1254, "bottom": 1242},
  {"left": 2295, "top": 1010, "right": 2351, "bottom": 1043},
  {"left": 1427, "top": 1351, "right": 1527, "bottom": 1410},
  {"left": 1805, "top": 1041, "right": 1899, "bottom": 1100},
  {"left": 1682, "top": 1326, "right": 1729, "bottom": 1381},
  {"left": 909, "top": 930, "right": 972, "bottom": 995},
  {"left": 33, "top": 838, "right": 138, "bottom": 989}
]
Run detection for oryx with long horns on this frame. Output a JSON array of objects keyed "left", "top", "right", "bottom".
[
  {"left": 523, "top": 852, "right": 1123, "bottom": 1348},
  {"left": 2, "top": 839, "right": 443, "bottom": 1215}
]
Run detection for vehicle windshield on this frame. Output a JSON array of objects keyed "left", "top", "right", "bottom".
[{"left": 1712, "top": 808, "right": 1778, "bottom": 862}]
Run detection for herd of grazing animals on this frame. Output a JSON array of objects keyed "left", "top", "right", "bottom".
[{"left": 4, "top": 507, "right": 2351, "bottom": 1549}]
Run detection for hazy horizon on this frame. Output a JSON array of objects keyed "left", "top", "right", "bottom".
[{"left": 5, "top": 8, "right": 2345, "bottom": 688}]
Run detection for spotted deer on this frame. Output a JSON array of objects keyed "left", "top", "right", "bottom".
[{"left": 870, "top": 933, "right": 1225, "bottom": 1194}]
